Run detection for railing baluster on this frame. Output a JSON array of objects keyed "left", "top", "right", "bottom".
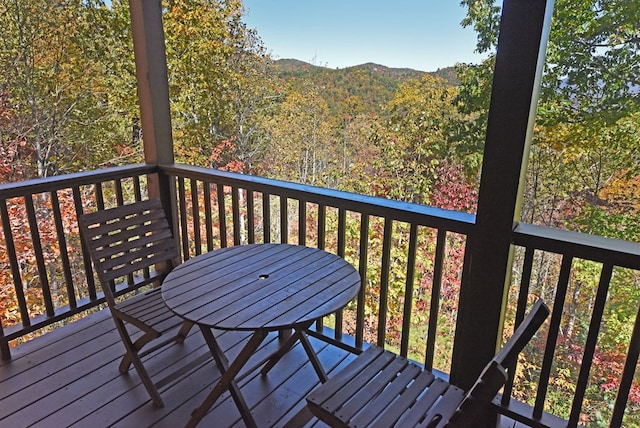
[
  {"left": 317, "top": 204, "right": 326, "bottom": 250},
  {"left": 0, "top": 199, "right": 29, "bottom": 327},
  {"left": 95, "top": 183, "right": 105, "bottom": 210},
  {"left": 337, "top": 208, "right": 346, "bottom": 256},
  {"left": 280, "top": 195, "right": 288, "bottom": 244},
  {"left": 177, "top": 177, "right": 189, "bottom": 259},
  {"left": 400, "top": 223, "right": 418, "bottom": 358},
  {"left": 377, "top": 217, "right": 393, "bottom": 347},
  {"left": 232, "top": 186, "right": 241, "bottom": 245},
  {"left": 569, "top": 263, "right": 613, "bottom": 426},
  {"left": 425, "top": 228, "right": 446, "bottom": 370},
  {"left": 247, "top": 188, "right": 255, "bottom": 244},
  {"left": 334, "top": 208, "right": 347, "bottom": 340},
  {"left": 502, "top": 246, "right": 535, "bottom": 405},
  {"left": 73, "top": 186, "right": 96, "bottom": 301},
  {"left": 51, "top": 190, "right": 76, "bottom": 309},
  {"left": 138, "top": 175, "right": 149, "bottom": 275},
  {"left": 133, "top": 175, "right": 142, "bottom": 201},
  {"left": 114, "top": 179, "right": 124, "bottom": 206},
  {"left": 262, "top": 192, "right": 270, "bottom": 244},
  {"left": 534, "top": 254, "right": 573, "bottom": 418},
  {"left": 204, "top": 182, "right": 213, "bottom": 251},
  {"left": 315, "top": 204, "right": 327, "bottom": 330},
  {"left": 0, "top": 321, "right": 8, "bottom": 361},
  {"left": 25, "top": 195, "right": 54, "bottom": 317},
  {"left": 190, "top": 178, "right": 201, "bottom": 255},
  {"left": 217, "top": 183, "right": 227, "bottom": 248},
  {"left": 356, "top": 213, "right": 369, "bottom": 350},
  {"left": 298, "top": 199, "right": 306, "bottom": 246},
  {"left": 610, "top": 291, "right": 640, "bottom": 428},
  {"left": 120, "top": 177, "right": 136, "bottom": 285},
  {"left": 133, "top": 177, "right": 150, "bottom": 278}
]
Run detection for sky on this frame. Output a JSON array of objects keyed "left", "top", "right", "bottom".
[{"left": 240, "top": 0, "right": 488, "bottom": 72}]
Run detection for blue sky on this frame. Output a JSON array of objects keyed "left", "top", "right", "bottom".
[{"left": 240, "top": 0, "right": 488, "bottom": 72}]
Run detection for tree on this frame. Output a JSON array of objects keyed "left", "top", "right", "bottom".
[
  {"left": 542, "top": 0, "right": 640, "bottom": 122},
  {"left": 0, "top": 0, "right": 135, "bottom": 178},
  {"left": 0, "top": 88, "right": 32, "bottom": 182},
  {"left": 337, "top": 112, "right": 385, "bottom": 195},
  {"left": 459, "top": 0, "right": 640, "bottom": 232},
  {"left": 379, "top": 74, "right": 461, "bottom": 204},
  {"left": 164, "top": 0, "right": 276, "bottom": 172},
  {"left": 262, "top": 84, "right": 334, "bottom": 185}
]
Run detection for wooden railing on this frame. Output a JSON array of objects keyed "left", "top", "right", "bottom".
[
  {"left": 506, "top": 224, "right": 640, "bottom": 427},
  {"left": 162, "top": 164, "right": 475, "bottom": 369},
  {"left": 0, "top": 164, "right": 156, "bottom": 359},
  {"left": 2, "top": 163, "right": 640, "bottom": 426}
]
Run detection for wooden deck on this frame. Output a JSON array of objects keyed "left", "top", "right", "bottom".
[
  {"left": 0, "top": 307, "right": 532, "bottom": 428},
  {"left": 0, "top": 308, "right": 355, "bottom": 427}
]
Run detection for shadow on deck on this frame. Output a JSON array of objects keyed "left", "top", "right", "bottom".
[{"left": 0, "top": 308, "right": 356, "bottom": 427}]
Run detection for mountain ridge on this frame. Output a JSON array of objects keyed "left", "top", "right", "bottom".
[
  {"left": 272, "top": 58, "right": 459, "bottom": 116},
  {"left": 275, "top": 58, "right": 456, "bottom": 77}
]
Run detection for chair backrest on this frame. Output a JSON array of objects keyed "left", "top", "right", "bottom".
[
  {"left": 439, "top": 299, "right": 549, "bottom": 428},
  {"left": 438, "top": 361, "right": 507, "bottom": 428},
  {"left": 79, "top": 198, "right": 179, "bottom": 306},
  {"left": 493, "top": 298, "right": 549, "bottom": 368}
]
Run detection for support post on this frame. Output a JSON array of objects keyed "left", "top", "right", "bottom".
[
  {"left": 129, "top": 0, "right": 177, "bottom": 226},
  {"left": 450, "top": 0, "right": 554, "bottom": 390}
]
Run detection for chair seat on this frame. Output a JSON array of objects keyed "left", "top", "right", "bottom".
[
  {"left": 114, "top": 287, "right": 185, "bottom": 336},
  {"left": 307, "top": 346, "right": 465, "bottom": 428},
  {"left": 305, "top": 299, "right": 549, "bottom": 428}
]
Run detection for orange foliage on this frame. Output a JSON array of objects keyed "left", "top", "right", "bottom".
[
  {"left": 211, "top": 139, "right": 245, "bottom": 172},
  {"left": 599, "top": 171, "right": 640, "bottom": 212}
]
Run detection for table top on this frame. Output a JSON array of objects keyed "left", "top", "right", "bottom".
[{"left": 161, "top": 243, "right": 361, "bottom": 331}]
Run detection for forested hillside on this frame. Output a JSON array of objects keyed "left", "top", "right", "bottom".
[
  {"left": 272, "top": 59, "right": 458, "bottom": 116},
  {"left": 1, "top": 1, "right": 639, "bottom": 425}
]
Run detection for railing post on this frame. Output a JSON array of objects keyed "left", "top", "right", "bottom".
[
  {"left": 450, "top": 0, "right": 554, "bottom": 390},
  {"left": 128, "top": 0, "right": 177, "bottom": 225}
]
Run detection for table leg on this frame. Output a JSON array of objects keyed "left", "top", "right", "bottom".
[
  {"left": 298, "top": 329, "right": 328, "bottom": 382},
  {"left": 188, "top": 326, "right": 268, "bottom": 428},
  {"left": 260, "top": 329, "right": 301, "bottom": 376},
  {"left": 260, "top": 322, "right": 328, "bottom": 382}
]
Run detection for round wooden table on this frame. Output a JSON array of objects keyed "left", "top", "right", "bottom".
[{"left": 162, "top": 243, "right": 361, "bottom": 427}]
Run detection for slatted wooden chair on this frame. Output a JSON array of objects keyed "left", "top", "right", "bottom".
[
  {"left": 305, "top": 299, "right": 549, "bottom": 427},
  {"left": 79, "top": 198, "right": 194, "bottom": 408}
]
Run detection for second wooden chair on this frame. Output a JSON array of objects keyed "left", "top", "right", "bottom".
[
  {"left": 306, "top": 299, "right": 549, "bottom": 427},
  {"left": 79, "top": 198, "right": 194, "bottom": 408}
]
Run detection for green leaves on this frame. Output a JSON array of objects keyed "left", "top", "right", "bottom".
[
  {"left": 459, "top": 0, "right": 502, "bottom": 54},
  {"left": 0, "top": 0, "right": 138, "bottom": 179},
  {"left": 164, "top": 0, "right": 276, "bottom": 171},
  {"left": 545, "top": 0, "right": 640, "bottom": 120}
]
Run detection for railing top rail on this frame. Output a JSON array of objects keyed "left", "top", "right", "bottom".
[
  {"left": 162, "top": 163, "right": 476, "bottom": 235},
  {"left": 514, "top": 222, "right": 640, "bottom": 269},
  {"left": 0, "top": 164, "right": 158, "bottom": 200}
]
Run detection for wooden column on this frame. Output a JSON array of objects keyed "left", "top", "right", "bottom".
[
  {"left": 129, "top": 0, "right": 176, "bottom": 221},
  {"left": 450, "top": 0, "right": 554, "bottom": 390}
]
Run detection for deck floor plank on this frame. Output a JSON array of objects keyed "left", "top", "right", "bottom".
[
  {"left": 0, "top": 308, "right": 351, "bottom": 428},
  {"left": 31, "top": 329, "right": 212, "bottom": 427}
]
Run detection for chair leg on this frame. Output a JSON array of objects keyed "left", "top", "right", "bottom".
[
  {"left": 128, "top": 348, "right": 165, "bottom": 408},
  {"left": 119, "top": 332, "right": 155, "bottom": 373},
  {"left": 282, "top": 404, "right": 315, "bottom": 428},
  {"left": 112, "top": 318, "right": 165, "bottom": 407},
  {"left": 0, "top": 337, "right": 11, "bottom": 361}
]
